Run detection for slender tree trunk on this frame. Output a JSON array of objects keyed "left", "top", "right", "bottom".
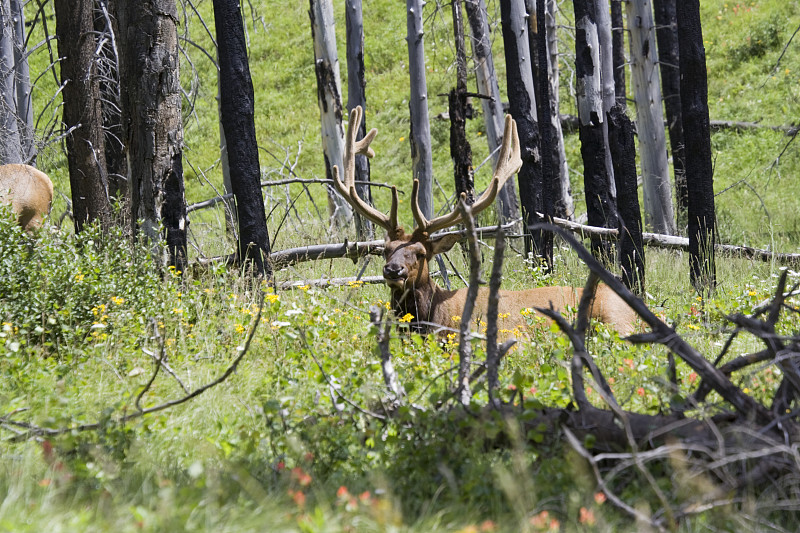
[
  {"left": 500, "top": 0, "right": 549, "bottom": 266},
  {"left": 608, "top": 105, "right": 644, "bottom": 294},
  {"left": 213, "top": 0, "right": 271, "bottom": 276},
  {"left": 610, "top": 0, "right": 626, "bottom": 106},
  {"left": 573, "top": 0, "right": 617, "bottom": 262},
  {"left": 653, "top": 0, "right": 687, "bottom": 231},
  {"left": 450, "top": 0, "right": 474, "bottom": 205},
  {"left": 677, "top": 0, "right": 716, "bottom": 294},
  {"left": 534, "top": 0, "right": 554, "bottom": 252},
  {"left": 464, "top": 0, "right": 519, "bottom": 222},
  {"left": 406, "top": 0, "right": 433, "bottom": 219},
  {"left": 54, "top": 0, "right": 111, "bottom": 233},
  {"left": 309, "top": 0, "right": 351, "bottom": 230},
  {"left": 626, "top": 0, "right": 675, "bottom": 235},
  {"left": 97, "top": 0, "right": 125, "bottom": 202},
  {"left": 115, "top": 0, "right": 188, "bottom": 270},
  {"left": 0, "top": 0, "right": 33, "bottom": 164},
  {"left": 525, "top": 0, "right": 560, "bottom": 227},
  {"left": 545, "top": 0, "right": 573, "bottom": 219},
  {"left": 345, "top": 0, "right": 373, "bottom": 239}
]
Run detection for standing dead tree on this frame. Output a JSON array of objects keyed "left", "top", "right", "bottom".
[
  {"left": 626, "top": 0, "right": 675, "bottom": 235},
  {"left": 213, "top": 0, "right": 271, "bottom": 276},
  {"left": 464, "top": 0, "right": 520, "bottom": 222},
  {"left": 115, "top": 0, "right": 188, "bottom": 271},
  {"left": 54, "top": 0, "right": 112, "bottom": 232},
  {"left": 310, "top": 0, "right": 352, "bottom": 231}
]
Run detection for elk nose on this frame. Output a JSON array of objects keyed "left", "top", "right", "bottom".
[{"left": 383, "top": 263, "right": 406, "bottom": 280}]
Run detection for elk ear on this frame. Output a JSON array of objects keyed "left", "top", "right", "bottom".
[{"left": 429, "top": 232, "right": 462, "bottom": 255}]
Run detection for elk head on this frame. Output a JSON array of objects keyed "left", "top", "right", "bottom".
[
  {"left": 0, "top": 164, "right": 54, "bottom": 232},
  {"left": 333, "top": 107, "right": 521, "bottom": 321}
]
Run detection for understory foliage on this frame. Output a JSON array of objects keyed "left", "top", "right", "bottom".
[{"left": 2, "top": 215, "right": 800, "bottom": 532}]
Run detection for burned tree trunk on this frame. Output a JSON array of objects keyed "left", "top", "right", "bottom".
[
  {"left": 213, "top": 0, "right": 271, "bottom": 276},
  {"left": 677, "top": 0, "right": 716, "bottom": 293},
  {"left": 610, "top": 0, "right": 626, "bottom": 106},
  {"left": 406, "top": 0, "right": 434, "bottom": 220},
  {"left": 573, "top": 0, "right": 617, "bottom": 263},
  {"left": 450, "top": 0, "right": 474, "bottom": 205},
  {"left": 500, "top": 0, "right": 550, "bottom": 267},
  {"left": 115, "top": 0, "right": 188, "bottom": 270},
  {"left": 345, "top": 0, "right": 373, "bottom": 239},
  {"left": 608, "top": 105, "right": 644, "bottom": 294},
  {"left": 464, "top": 0, "right": 519, "bottom": 221},
  {"left": 626, "top": 0, "right": 675, "bottom": 235},
  {"left": 653, "top": 0, "right": 687, "bottom": 230},
  {"left": 54, "top": 0, "right": 111, "bottom": 233},
  {"left": 310, "top": 0, "right": 352, "bottom": 230},
  {"left": 533, "top": 0, "right": 554, "bottom": 231},
  {"left": 525, "top": 0, "right": 564, "bottom": 222}
]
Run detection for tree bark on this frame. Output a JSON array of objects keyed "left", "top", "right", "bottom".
[
  {"left": 573, "top": 0, "right": 617, "bottom": 263},
  {"left": 54, "top": 0, "right": 111, "bottom": 233},
  {"left": 406, "top": 0, "right": 433, "bottom": 220},
  {"left": 626, "top": 0, "right": 675, "bottom": 235},
  {"left": 463, "top": 0, "right": 519, "bottom": 222},
  {"left": 449, "top": 0, "right": 474, "bottom": 206},
  {"left": 500, "top": 0, "right": 549, "bottom": 266},
  {"left": 115, "top": 0, "right": 188, "bottom": 270},
  {"left": 213, "top": 0, "right": 271, "bottom": 276},
  {"left": 653, "top": 0, "right": 687, "bottom": 231},
  {"left": 677, "top": 0, "right": 716, "bottom": 294},
  {"left": 545, "top": 0, "right": 573, "bottom": 219},
  {"left": 0, "top": 0, "right": 33, "bottom": 165},
  {"left": 533, "top": 0, "right": 554, "bottom": 254},
  {"left": 309, "top": 0, "right": 352, "bottom": 230},
  {"left": 608, "top": 105, "right": 644, "bottom": 294},
  {"left": 610, "top": 0, "right": 626, "bottom": 106},
  {"left": 345, "top": 0, "right": 373, "bottom": 239},
  {"left": 97, "top": 0, "right": 125, "bottom": 201}
]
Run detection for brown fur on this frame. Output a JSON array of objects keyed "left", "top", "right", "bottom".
[
  {"left": 334, "top": 107, "right": 638, "bottom": 337},
  {"left": 385, "top": 229, "right": 639, "bottom": 336},
  {"left": 0, "top": 164, "right": 53, "bottom": 232}
]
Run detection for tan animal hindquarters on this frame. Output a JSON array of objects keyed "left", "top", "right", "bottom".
[{"left": 0, "top": 164, "right": 54, "bottom": 231}]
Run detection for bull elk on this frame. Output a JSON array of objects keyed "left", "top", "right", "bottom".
[
  {"left": 0, "top": 164, "right": 53, "bottom": 232},
  {"left": 334, "top": 106, "right": 638, "bottom": 336}
]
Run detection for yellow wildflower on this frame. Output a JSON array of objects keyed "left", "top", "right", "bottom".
[
  {"left": 399, "top": 313, "right": 414, "bottom": 323},
  {"left": 265, "top": 293, "right": 279, "bottom": 304}
]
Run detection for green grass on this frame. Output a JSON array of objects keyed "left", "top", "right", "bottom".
[{"left": 3, "top": 0, "right": 800, "bottom": 531}]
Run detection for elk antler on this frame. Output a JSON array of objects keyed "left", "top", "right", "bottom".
[
  {"left": 411, "top": 114, "right": 521, "bottom": 235},
  {"left": 333, "top": 106, "right": 400, "bottom": 235}
]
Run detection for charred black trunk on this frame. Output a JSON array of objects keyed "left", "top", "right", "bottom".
[
  {"left": 654, "top": 0, "right": 687, "bottom": 230},
  {"left": 500, "top": 0, "right": 549, "bottom": 267},
  {"left": 534, "top": 0, "right": 554, "bottom": 247},
  {"left": 213, "top": 0, "right": 272, "bottom": 276},
  {"left": 608, "top": 105, "right": 644, "bottom": 294},
  {"left": 573, "top": 0, "right": 618, "bottom": 263},
  {"left": 610, "top": 0, "right": 626, "bottom": 106},
  {"left": 677, "top": 0, "right": 716, "bottom": 293},
  {"left": 345, "top": 0, "right": 373, "bottom": 239},
  {"left": 450, "top": 0, "right": 474, "bottom": 205},
  {"left": 54, "top": 0, "right": 111, "bottom": 232}
]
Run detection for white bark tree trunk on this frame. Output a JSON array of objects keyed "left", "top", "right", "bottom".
[
  {"left": 406, "top": 0, "right": 433, "bottom": 219},
  {"left": 0, "top": 0, "right": 32, "bottom": 164},
  {"left": 626, "top": 0, "right": 676, "bottom": 234},
  {"left": 310, "top": 0, "right": 352, "bottom": 230},
  {"left": 546, "top": 0, "right": 573, "bottom": 218}
]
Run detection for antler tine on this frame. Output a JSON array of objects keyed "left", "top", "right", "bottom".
[
  {"left": 414, "top": 115, "right": 521, "bottom": 235},
  {"left": 333, "top": 106, "right": 399, "bottom": 233},
  {"left": 411, "top": 178, "right": 463, "bottom": 234},
  {"left": 471, "top": 115, "right": 521, "bottom": 213}
]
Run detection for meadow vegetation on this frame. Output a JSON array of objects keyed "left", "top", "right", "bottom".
[{"left": 2, "top": 0, "right": 800, "bottom": 531}]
